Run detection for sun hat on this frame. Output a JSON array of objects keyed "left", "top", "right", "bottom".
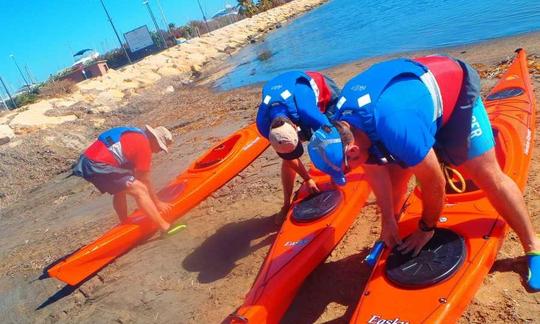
[{"left": 145, "top": 125, "right": 173, "bottom": 153}]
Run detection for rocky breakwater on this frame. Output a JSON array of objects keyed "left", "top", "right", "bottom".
[{"left": 0, "top": 0, "right": 327, "bottom": 146}]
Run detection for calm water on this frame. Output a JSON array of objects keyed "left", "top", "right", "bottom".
[{"left": 216, "top": 0, "right": 540, "bottom": 89}]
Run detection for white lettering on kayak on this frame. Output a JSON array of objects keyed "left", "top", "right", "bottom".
[
  {"left": 367, "top": 315, "right": 409, "bottom": 324},
  {"left": 242, "top": 136, "right": 260, "bottom": 151},
  {"left": 525, "top": 128, "right": 531, "bottom": 155},
  {"left": 284, "top": 238, "right": 309, "bottom": 247}
]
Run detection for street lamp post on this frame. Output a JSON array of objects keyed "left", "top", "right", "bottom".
[
  {"left": 98, "top": 0, "right": 132, "bottom": 64},
  {"left": 143, "top": 1, "right": 168, "bottom": 49},
  {"left": 196, "top": 0, "right": 211, "bottom": 34},
  {"left": 9, "top": 54, "right": 30, "bottom": 90},
  {"left": 155, "top": 0, "right": 173, "bottom": 35},
  {"left": 0, "top": 76, "right": 17, "bottom": 109}
]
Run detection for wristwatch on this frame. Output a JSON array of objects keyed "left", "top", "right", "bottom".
[{"left": 418, "top": 218, "right": 436, "bottom": 232}]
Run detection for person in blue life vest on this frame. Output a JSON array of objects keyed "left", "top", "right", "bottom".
[
  {"left": 308, "top": 55, "right": 540, "bottom": 290},
  {"left": 256, "top": 71, "right": 340, "bottom": 223},
  {"left": 73, "top": 125, "right": 174, "bottom": 233}
]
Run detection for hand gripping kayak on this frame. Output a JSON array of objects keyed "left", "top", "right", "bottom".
[
  {"left": 227, "top": 168, "right": 371, "bottom": 324},
  {"left": 47, "top": 124, "right": 269, "bottom": 286},
  {"left": 350, "top": 49, "right": 537, "bottom": 323}
]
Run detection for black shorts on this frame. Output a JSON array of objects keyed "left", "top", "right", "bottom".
[{"left": 73, "top": 155, "right": 135, "bottom": 194}]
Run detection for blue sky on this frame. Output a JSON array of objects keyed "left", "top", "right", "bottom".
[{"left": 0, "top": 0, "right": 233, "bottom": 93}]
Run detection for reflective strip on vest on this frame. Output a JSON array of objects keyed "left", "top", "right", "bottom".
[{"left": 419, "top": 70, "right": 443, "bottom": 122}]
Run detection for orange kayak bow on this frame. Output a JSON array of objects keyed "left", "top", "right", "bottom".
[
  {"left": 227, "top": 166, "right": 371, "bottom": 324},
  {"left": 48, "top": 123, "right": 269, "bottom": 286},
  {"left": 351, "top": 49, "right": 536, "bottom": 323}
]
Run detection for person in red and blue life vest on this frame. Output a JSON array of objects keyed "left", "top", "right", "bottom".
[
  {"left": 73, "top": 125, "right": 173, "bottom": 232},
  {"left": 308, "top": 55, "right": 540, "bottom": 290},
  {"left": 256, "top": 71, "right": 340, "bottom": 223}
]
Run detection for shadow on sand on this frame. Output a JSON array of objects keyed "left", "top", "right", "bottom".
[
  {"left": 490, "top": 255, "right": 532, "bottom": 291},
  {"left": 36, "top": 249, "right": 88, "bottom": 310},
  {"left": 281, "top": 247, "right": 373, "bottom": 324},
  {"left": 183, "top": 214, "right": 278, "bottom": 283}
]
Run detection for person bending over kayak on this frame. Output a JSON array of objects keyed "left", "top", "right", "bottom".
[
  {"left": 256, "top": 71, "right": 340, "bottom": 223},
  {"left": 308, "top": 55, "right": 540, "bottom": 290},
  {"left": 73, "top": 125, "right": 173, "bottom": 232}
]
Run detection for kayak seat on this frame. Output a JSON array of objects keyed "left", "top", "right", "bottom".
[
  {"left": 292, "top": 190, "right": 342, "bottom": 223},
  {"left": 385, "top": 228, "right": 466, "bottom": 288},
  {"left": 157, "top": 182, "right": 187, "bottom": 202},
  {"left": 193, "top": 135, "right": 241, "bottom": 170}
]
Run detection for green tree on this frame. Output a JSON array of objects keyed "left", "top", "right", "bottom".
[{"left": 237, "top": 0, "right": 257, "bottom": 17}]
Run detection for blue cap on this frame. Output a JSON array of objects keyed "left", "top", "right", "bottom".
[{"left": 308, "top": 126, "right": 346, "bottom": 186}]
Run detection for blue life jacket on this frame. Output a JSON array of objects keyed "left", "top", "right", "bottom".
[
  {"left": 98, "top": 126, "right": 146, "bottom": 166},
  {"left": 257, "top": 71, "right": 321, "bottom": 138},
  {"left": 335, "top": 59, "right": 434, "bottom": 165}
]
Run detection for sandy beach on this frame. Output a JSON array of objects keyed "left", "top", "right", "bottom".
[{"left": 1, "top": 1, "right": 540, "bottom": 322}]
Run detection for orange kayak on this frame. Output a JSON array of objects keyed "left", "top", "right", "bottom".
[
  {"left": 48, "top": 123, "right": 269, "bottom": 286},
  {"left": 350, "top": 49, "right": 536, "bottom": 323},
  {"left": 227, "top": 167, "right": 371, "bottom": 324}
]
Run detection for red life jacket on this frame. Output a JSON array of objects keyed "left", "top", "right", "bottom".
[
  {"left": 413, "top": 56, "right": 464, "bottom": 126},
  {"left": 306, "top": 71, "right": 334, "bottom": 113}
]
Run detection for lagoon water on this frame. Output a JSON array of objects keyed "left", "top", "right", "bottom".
[{"left": 217, "top": 0, "right": 540, "bottom": 89}]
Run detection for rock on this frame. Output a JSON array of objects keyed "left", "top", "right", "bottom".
[
  {"left": 156, "top": 67, "right": 179, "bottom": 77},
  {"left": 142, "top": 54, "right": 170, "bottom": 67},
  {"left": 9, "top": 101, "right": 77, "bottom": 131},
  {"left": 92, "top": 118, "right": 106, "bottom": 128},
  {"left": 0, "top": 125, "right": 15, "bottom": 145},
  {"left": 134, "top": 72, "right": 162, "bottom": 85},
  {"left": 53, "top": 99, "right": 78, "bottom": 109},
  {"left": 88, "top": 105, "right": 113, "bottom": 114},
  {"left": 164, "top": 86, "right": 175, "bottom": 93},
  {"left": 93, "top": 89, "right": 125, "bottom": 106},
  {"left": 0, "top": 111, "right": 18, "bottom": 125},
  {"left": 191, "top": 64, "right": 203, "bottom": 77}
]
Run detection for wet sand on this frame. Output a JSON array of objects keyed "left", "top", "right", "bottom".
[{"left": 1, "top": 32, "right": 540, "bottom": 323}]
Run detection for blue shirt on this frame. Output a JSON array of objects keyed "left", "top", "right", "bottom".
[{"left": 374, "top": 76, "right": 437, "bottom": 166}]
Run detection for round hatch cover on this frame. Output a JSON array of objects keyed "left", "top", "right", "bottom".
[
  {"left": 486, "top": 87, "right": 524, "bottom": 101},
  {"left": 292, "top": 190, "right": 341, "bottom": 223},
  {"left": 386, "top": 228, "right": 466, "bottom": 288}
]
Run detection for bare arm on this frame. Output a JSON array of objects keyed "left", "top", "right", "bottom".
[
  {"left": 283, "top": 158, "right": 311, "bottom": 181},
  {"left": 135, "top": 170, "right": 161, "bottom": 205},
  {"left": 363, "top": 164, "right": 394, "bottom": 221},
  {"left": 284, "top": 158, "right": 319, "bottom": 194},
  {"left": 364, "top": 164, "right": 402, "bottom": 247},
  {"left": 399, "top": 148, "right": 445, "bottom": 255},
  {"left": 410, "top": 149, "right": 445, "bottom": 227}
]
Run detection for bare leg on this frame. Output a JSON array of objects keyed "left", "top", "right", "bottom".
[
  {"left": 388, "top": 165, "right": 413, "bottom": 218},
  {"left": 113, "top": 192, "right": 128, "bottom": 222},
  {"left": 125, "top": 179, "right": 170, "bottom": 231},
  {"left": 462, "top": 149, "right": 540, "bottom": 252}
]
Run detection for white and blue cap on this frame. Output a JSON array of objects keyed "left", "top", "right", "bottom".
[{"left": 308, "top": 126, "right": 346, "bottom": 186}]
